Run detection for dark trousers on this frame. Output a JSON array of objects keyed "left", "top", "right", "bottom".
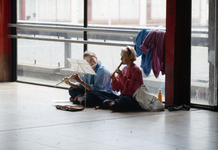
[
  {"left": 114, "top": 95, "right": 141, "bottom": 111},
  {"left": 69, "top": 87, "right": 119, "bottom": 106}
]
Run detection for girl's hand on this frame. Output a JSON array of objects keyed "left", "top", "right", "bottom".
[
  {"left": 110, "top": 73, "right": 116, "bottom": 81},
  {"left": 116, "top": 68, "right": 123, "bottom": 77},
  {"left": 62, "top": 77, "right": 70, "bottom": 85},
  {"left": 70, "top": 73, "right": 82, "bottom": 83}
]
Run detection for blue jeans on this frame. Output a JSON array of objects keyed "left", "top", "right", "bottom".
[
  {"left": 69, "top": 87, "right": 85, "bottom": 98},
  {"left": 69, "top": 87, "right": 119, "bottom": 106},
  {"left": 114, "top": 95, "right": 141, "bottom": 111}
]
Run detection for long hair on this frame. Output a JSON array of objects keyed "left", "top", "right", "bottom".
[{"left": 121, "top": 46, "right": 136, "bottom": 61}]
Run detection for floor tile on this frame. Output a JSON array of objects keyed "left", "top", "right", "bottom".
[{"left": 0, "top": 82, "right": 218, "bottom": 150}]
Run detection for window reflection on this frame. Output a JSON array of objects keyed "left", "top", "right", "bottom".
[
  {"left": 191, "top": 0, "right": 217, "bottom": 106},
  {"left": 16, "top": 0, "right": 167, "bottom": 98}
]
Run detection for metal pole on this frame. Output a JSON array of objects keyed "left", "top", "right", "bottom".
[
  {"left": 8, "top": 35, "right": 135, "bottom": 47},
  {"left": 215, "top": 0, "right": 218, "bottom": 106},
  {"left": 84, "top": 0, "right": 88, "bottom": 52},
  {"left": 8, "top": 23, "right": 141, "bottom": 34},
  {"left": 11, "top": 0, "right": 17, "bottom": 81},
  {"left": 64, "top": 35, "right": 71, "bottom": 68}
]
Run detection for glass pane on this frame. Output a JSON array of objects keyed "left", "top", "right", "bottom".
[
  {"left": 89, "top": 0, "right": 166, "bottom": 28},
  {"left": 18, "top": 38, "right": 65, "bottom": 66},
  {"left": 89, "top": 0, "right": 166, "bottom": 100},
  {"left": 17, "top": 34, "right": 84, "bottom": 88},
  {"left": 88, "top": 45, "right": 165, "bottom": 101},
  {"left": 17, "top": 0, "right": 83, "bottom": 25},
  {"left": 191, "top": 0, "right": 216, "bottom": 106},
  {"left": 16, "top": 0, "right": 84, "bottom": 87},
  {"left": 16, "top": 0, "right": 166, "bottom": 99}
]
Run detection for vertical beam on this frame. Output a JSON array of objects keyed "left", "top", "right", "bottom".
[
  {"left": 165, "top": 0, "right": 176, "bottom": 105},
  {"left": 20, "top": 0, "right": 25, "bottom": 20},
  {"left": 88, "top": 0, "right": 92, "bottom": 23},
  {"left": 174, "top": 0, "right": 191, "bottom": 105},
  {"left": 139, "top": 0, "right": 147, "bottom": 26},
  {"left": 0, "top": 0, "right": 12, "bottom": 82},
  {"left": 147, "top": 0, "right": 151, "bottom": 21},
  {"left": 215, "top": 0, "right": 218, "bottom": 106},
  {"left": 208, "top": 0, "right": 215, "bottom": 105},
  {"left": 83, "top": 0, "right": 88, "bottom": 52},
  {"left": 165, "top": 0, "right": 191, "bottom": 105},
  {"left": 11, "top": 0, "right": 17, "bottom": 81},
  {"left": 71, "top": 0, "right": 78, "bottom": 24},
  {"left": 64, "top": 36, "right": 71, "bottom": 68}
]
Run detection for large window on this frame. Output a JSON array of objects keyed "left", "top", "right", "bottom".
[
  {"left": 191, "top": 0, "right": 217, "bottom": 106},
  {"left": 88, "top": 0, "right": 166, "bottom": 98},
  {"left": 17, "top": 0, "right": 83, "bottom": 24},
  {"left": 13, "top": 0, "right": 217, "bottom": 108},
  {"left": 89, "top": 0, "right": 166, "bottom": 27},
  {"left": 17, "top": 0, "right": 84, "bottom": 87},
  {"left": 16, "top": 0, "right": 167, "bottom": 100}
]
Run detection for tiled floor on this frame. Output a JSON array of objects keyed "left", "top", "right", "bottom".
[{"left": 0, "top": 82, "right": 217, "bottom": 150}]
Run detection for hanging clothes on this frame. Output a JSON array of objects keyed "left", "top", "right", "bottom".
[
  {"left": 140, "top": 29, "right": 165, "bottom": 78},
  {"left": 134, "top": 29, "right": 152, "bottom": 77}
]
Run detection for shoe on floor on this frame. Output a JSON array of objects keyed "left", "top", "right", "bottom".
[
  {"left": 69, "top": 94, "right": 83, "bottom": 104},
  {"left": 78, "top": 96, "right": 84, "bottom": 102},
  {"left": 69, "top": 97, "right": 74, "bottom": 102}
]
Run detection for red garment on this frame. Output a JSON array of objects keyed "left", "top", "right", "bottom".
[
  {"left": 111, "top": 64, "right": 144, "bottom": 96},
  {"left": 140, "top": 29, "right": 165, "bottom": 78}
]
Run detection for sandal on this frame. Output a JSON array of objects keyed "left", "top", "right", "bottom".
[
  {"left": 103, "top": 99, "right": 114, "bottom": 108},
  {"left": 55, "top": 105, "right": 84, "bottom": 111},
  {"left": 72, "top": 95, "right": 83, "bottom": 104}
]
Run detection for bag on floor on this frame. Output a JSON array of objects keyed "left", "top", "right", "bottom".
[{"left": 132, "top": 85, "right": 164, "bottom": 111}]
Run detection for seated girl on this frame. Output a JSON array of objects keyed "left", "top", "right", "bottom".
[
  {"left": 63, "top": 51, "right": 118, "bottom": 106},
  {"left": 106, "top": 46, "right": 144, "bottom": 111}
]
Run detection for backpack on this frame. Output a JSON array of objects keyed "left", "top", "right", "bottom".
[{"left": 133, "top": 85, "right": 164, "bottom": 111}]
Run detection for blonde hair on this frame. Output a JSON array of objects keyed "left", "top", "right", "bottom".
[
  {"left": 83, "top": 51, "right": 96, "bottom": 59},
  {"left": 121, "top": 46, "right": 136, "bottom": 61}
]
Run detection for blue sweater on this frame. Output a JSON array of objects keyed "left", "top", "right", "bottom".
[
  {"left": 134, "top": 29, "right": 152, "bottom": 77},
  {"left": 76, "top": 61, "right": 117, "bottom": 95}
]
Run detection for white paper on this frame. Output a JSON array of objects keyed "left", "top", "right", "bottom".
[{"left": 67, "top": 58, "right": 97, "bottom": 75}]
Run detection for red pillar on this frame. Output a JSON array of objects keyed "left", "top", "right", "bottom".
[
  {"left": 165, "top": 0, "right": 191, "bottom": 105},
  {"left": 20, "top": 0, "right": 25, "bottom": 20},
  {"left": 88, "top": 0, "right": 92, "bottom": 23},
  {"left": 0, "top": 0, "right": 12, "bottom": 82},
  {"left": 147, "top": 0, "right": 151, "bottom": 20},
  {"left": 165, "top": 0, "right": 176, "bottom": 105}
]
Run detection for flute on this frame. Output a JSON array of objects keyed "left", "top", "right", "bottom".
[
  {"left": 55, "top": 76, "right": 71, "bottom": 87},
  {"left": 54, "top": 63, "right": 98, "bottom": 87},
  {"left": 110, "top": 62, "right": 123, "bottom": 79}
]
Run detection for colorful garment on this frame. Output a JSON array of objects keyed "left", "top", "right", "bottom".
[
  {"left": 134, "top": 29, "right": 152, "bottom": 77},
  {"left": 140, "top": 29, "right": 165, "bottom": 78},
  {"left": 111, "top": 64, "right": 144, "bottom": 96}
]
